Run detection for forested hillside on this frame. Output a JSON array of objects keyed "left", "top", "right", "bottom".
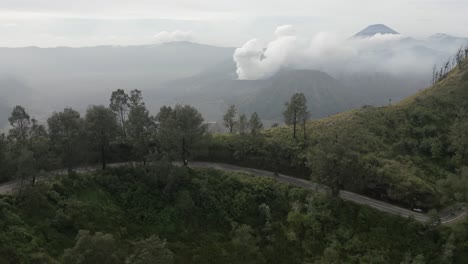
[
  {"left": 198, "top": 57, "right": 468, "bottom": 209},
  {"left": 1, "top": 165, "right": 467, "bottom": 263}
]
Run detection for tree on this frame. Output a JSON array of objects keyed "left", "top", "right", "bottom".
[
  {"left": 301, "top": 110, "right": 311, "bottom": 140},
  {"left": 16, "top": 148, "right": 35, "bottom": 196},
  {"left": 229, "top": 224, "right": 264, "bottom": 264},
  {"left": 157, "top": 105, "right": 207, "bottom": 165},
  {"left": 125, "top": 236, "right": 174, "bottom": 264},
  {"left": 8, "top": 105, "right": 31, "bottom": 142},
  {"left": 411, "top": 254, "right": 425, "bottom": 264},
  {"left": 223, "top": 105, "right": 238, "bottom": 133},
  {"left": 28, "top": 119, "right": 49, "bottom": 184},
  {"left": 48, "top": 108, "right": 83, "bottom": 174},
  {"left": 437, "top": 167, "right": 468, "bottom": 204},
  {"left": 449, "top": 108, "right": 468, "bottom": 166},
  {"left": 127, "top": 104, "right": 153, "bottom": 164},
  {"left": 63, "top": 230, "right": 122, "bottom": 264},
  {"left": 319, "top": 240, "right": 341, "bottom": 264},
  {"left": 129, "top": 89, "right": 144, "bottom": 109},
  {"left": 308, "top": 133, "right": 363, "bottom": 196},
  {"left": 283, "top": 93, "right": 308, "bottom": 139},
  {"left": 238, "top": 114, "right": 248, "bottom": 134},
  {"left": 440, "top": 233, "right": 456, "bottom": 264},
  {"left": 248, "top": 112, "right": 263, "bottom": 136},
  {"left": 0, "top": 134, "right": 9, "bottom": 181},
  {"left": 110, "top": 89, "right": 130, "bottom": 138},
  {"left": 8, "top": 106, "right": 48, "bottom": 186},
  {"left": 85, "top": 106, "right": 118, "bottom": 170}
]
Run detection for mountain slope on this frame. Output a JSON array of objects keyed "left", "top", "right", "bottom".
[
  {"left": 145, "top": 67, "right": 352, "bottom": 122},
  {"left": 269, "top": 58, "right": 468, "bottom": 207},
  {"left": 242, "top": 69, "right": 351, "bottom": 120}
]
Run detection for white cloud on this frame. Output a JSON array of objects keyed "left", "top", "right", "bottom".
[
  {"left": 233, "top": 25, "right": 451, "bottom": 80},
  {"left": 274, "top": 25, "right": 295, "bottom": 37},
  {"left": 0, "top": 1, "right": 467, "bottom": 47},
  {"left": 153, "top": 30, "right": 193, "bottom": 44},
  {"left": 234, "top": 26, "right": 356, "bottom": 79}
]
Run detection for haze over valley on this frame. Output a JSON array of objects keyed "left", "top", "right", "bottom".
[{"left": 1, "top": 24, "right": 467, "bottom": 129}]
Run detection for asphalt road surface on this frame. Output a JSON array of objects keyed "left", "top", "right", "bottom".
[{"left": 0, "top": 161, "right": 466, "bottom": 225}]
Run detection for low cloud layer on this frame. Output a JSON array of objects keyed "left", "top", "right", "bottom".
[
  {"left": 234, "top": 25, "right": 458, "bottom": 80},
  {"left": 153, "top": 30, "right": 193, "bottom": 44}
]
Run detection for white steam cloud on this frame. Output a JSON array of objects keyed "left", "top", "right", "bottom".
[
  {"left": 234, "top": 25, "right": 452, "bottom": 80},
  {"left": 153, "top": 30, "right": 193, "bottom": 44}
]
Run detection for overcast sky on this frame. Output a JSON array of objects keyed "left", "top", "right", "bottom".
[{"left": 1, "top": 0, "right": 467, "bottom": 47}]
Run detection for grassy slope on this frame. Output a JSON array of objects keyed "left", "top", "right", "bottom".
[{"left": 265, "top": 59, "right": 468, "bottom": 208}]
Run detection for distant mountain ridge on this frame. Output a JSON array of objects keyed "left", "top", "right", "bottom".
[
  {"left": 0, "top": 41, "right": 235, "bottom": 127},
  {"left": 1, "top": 26, "right": 467, "bottom": 128},
  {"left": 144, "top": 64, "right": 426, "bottom": 123}
]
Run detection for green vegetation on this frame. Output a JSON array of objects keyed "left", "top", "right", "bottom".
[
  {"left": 1, "top": 50, "right": 468, "bottom": 264},
  {"left": 198, "top": 58, "right": 468, "bottom": 209},
  {"left": 0, "top": 88, "right": 208, "bottom": 184},
  {"left": 283, "top": 92, "right": 310, "bottom": 139},
  {"left": 3, "top": 58, "right": 467, "bottom": 208},
  {"left": 223, "top": 105, "right": 238, "bottom": 133},
  {"left": 1, "top": 165, "right": 467, "bottom": 263}
]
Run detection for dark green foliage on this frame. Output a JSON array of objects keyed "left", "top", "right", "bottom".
[
  {"left": 0, "top": 133, "right": 13, "bottom": 182},
  {"left": 8, "top": 105, "right": 31, "bottom": 142},
  {"left": 63, "top": 230, "right": 122, "bottom": 264},
  {"left": 85, "top": 105, "right": 119, "bottom": 170},
  {"left": 127, "top": 104, "right": 153, "bottom": 163},
  {"left": 110, "top": 89, "right": 130, "bottom": 138},
  {"left": 47, "top": 108, "right": 84, "bottom": 174},
  {"left": 223, "top": 105, "right": 238, "bottom": 133},
  {"left": 437, "top": 167, "right": 468, "bottom": 204},
  {"left": 308, "top": 133, "right": 366, "bottom": 196},
  {"left": 237, "top": 114, "right": 248, "bottom": 134},
  {"left": 0, "top": 166, "right": 465, "bottom": 263},
  {"left": 197, "top": 133, "right": 309, "bottom": 178},
  {"left": 284, "top": 92, "right": 310, "bottom": 139},
  {"left": 248, "top": 112, "right": 263, "bottom": 136},
  {"left": 125, "top": 235, "right": 174, "bottom": 264},
  {"left": 156, "top": 105, "right": 207, "bottom": 165}
]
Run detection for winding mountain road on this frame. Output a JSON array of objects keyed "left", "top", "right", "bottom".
[
  {"left": 0, "top": 161, "right": 466, "bottom": 225},
  {"left": 188, "top": 162, "right": 467, "bottom": 224}
]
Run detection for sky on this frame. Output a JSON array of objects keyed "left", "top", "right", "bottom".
[{"left": 0, "top": 0, "right": 468, "bottom": 47}]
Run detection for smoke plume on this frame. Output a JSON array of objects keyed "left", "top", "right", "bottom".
[{"left": 234, "top": 25, "right": 456, "bottom": 80}]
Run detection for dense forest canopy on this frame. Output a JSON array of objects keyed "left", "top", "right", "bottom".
[{"left": 1, "top": 165, "right": 468, "bottom": 263}]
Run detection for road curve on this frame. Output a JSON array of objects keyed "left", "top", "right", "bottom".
[
  {"left": 187, "top": 162, "right": 466, "bottom": 224},
  {"left": 0, "top": 161, "right": 466, "bottom": 224}
]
